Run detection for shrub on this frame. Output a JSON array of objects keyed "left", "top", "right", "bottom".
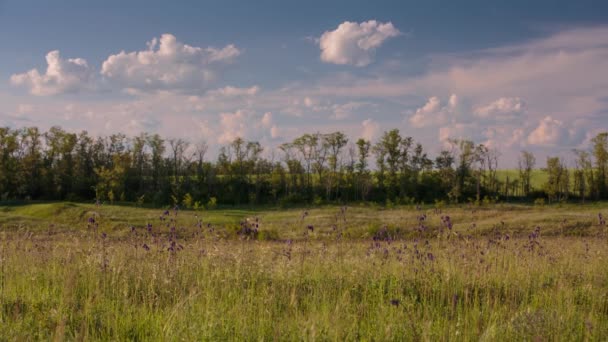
[
  {"left": 182, "top": 193, "right": 193, "bottom": 209},
  {"left": 207, "top": 197, "right": 218, "bottom": 210}
]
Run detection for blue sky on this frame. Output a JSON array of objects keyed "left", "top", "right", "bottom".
[{"left": 1, "top": 0, "right": 607, "bottom": 165}]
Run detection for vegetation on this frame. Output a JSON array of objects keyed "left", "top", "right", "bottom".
[
  {"left": 2, "top": 126, "right": 608, "bottom": 339},
  {"left": 0, "top": 202, "right": 607, "bottom": 340},
  {"left": 2, "top": 126, "right": 608, "bottom": 207}
]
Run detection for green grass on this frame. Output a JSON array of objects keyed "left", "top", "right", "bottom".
[
  {"left": 1, "top": 202, "right": 608, "bottom": 340},
  {"left": 495, "top": 169, "right": 548, "bottom": 189}
]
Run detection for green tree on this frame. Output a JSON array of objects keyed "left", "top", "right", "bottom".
[
  {"left": 518, "top": 151, "right": 536, "bottom": 198},
  {"left": 544, "top": 156, "right": 569, "bottom": 202},
  {"left": 592, "top": 132, "right": 608, "bottom": 198}
]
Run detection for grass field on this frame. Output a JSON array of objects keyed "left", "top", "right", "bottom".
[
  {"left": 1, "top": 202, "right": 607, "bottom": 340},
  {"left": 495, "top": 169, "right": 548, "bottom": 190}
]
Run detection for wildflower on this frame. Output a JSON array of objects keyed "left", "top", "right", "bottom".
[
  {"left": 168, "top": 241, "right": 177, "bottom": 252},
  {"left": 142, "top": 243, "right": 150, "bottom": 251},
  {"left": 441, "top": 215, "right": 453, "bottom": 230}
]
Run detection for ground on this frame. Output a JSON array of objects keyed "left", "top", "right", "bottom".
[{"left": 0, "top": 202, "right": 607, "bottom": 340}]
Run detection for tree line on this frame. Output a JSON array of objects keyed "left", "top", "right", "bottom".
[{"left": 0, "top": 126, "right": 607, "bottom": 207}]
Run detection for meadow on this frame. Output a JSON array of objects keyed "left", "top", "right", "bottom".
[{"left": 0, "top": 202, "right": 607, "bottom": 340}]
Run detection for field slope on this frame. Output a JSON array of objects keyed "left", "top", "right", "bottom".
[{"left": 0, "top": 202, "right": 607, "bottom": 340}]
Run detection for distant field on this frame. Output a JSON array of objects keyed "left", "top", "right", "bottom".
[
  {"left": 495, "top": 169, "right": 548, "bottom": 191},
  {"left": 0, "top": 202, "right": 607, "bottom": 340}
]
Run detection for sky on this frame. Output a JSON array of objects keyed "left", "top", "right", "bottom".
[{"left": 1, "top": 0, "right": 607, "bottom": 166}]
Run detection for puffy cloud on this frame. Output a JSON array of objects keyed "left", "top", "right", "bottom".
[
  {"left": 474, "top": 97, "right": 524, "bottom": 119},
  {"left": 527, "top": 116, "right": 569, "bottom": 146},
  {"left": 304, "top": 97, "right": 317, "bottom": 108},
  {"left": 101, "top": 33, "right": 240, "bottom": 93},
  {"left": 331, "top": 101, "right": 371, "bottom": 120},
  {"left": 261, "top": 112, "right": 273, "bottom": 127},
  {"left": 408, "top": 95, "right": 458, "bottom": 128},
  {"left": 208, "top": 85, "right": 260, "bottom": 97},
  {"left": 270, "top": 125, "right": 281, "bottom": 139},
  {"left": 218, "top": 110, "right": 276, "bottom": 144},
  {"left": 11, "top": 50, "right": 93, "bottom": 95},
  {"left": 361, "top": 118, "right": 380, "bottom": 141},
  {"left": 17, "top": 104, "right": 34, "bottom": 115},
  {"left": 439, "top": 123, "right": 483, "bottom": 143},
  {"left": 319, "top": 20, "right": 400, "bottom": 66}
]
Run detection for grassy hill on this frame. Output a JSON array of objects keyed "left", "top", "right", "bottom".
[
  {"left": 495, "top": 169, "right": 548, "bottom": 189},
  {"left": 1, "top": 201, "right": 607, "bottom": 239},
  {"left": 1, "top": 202, "right": 607, "bottom": 339}
]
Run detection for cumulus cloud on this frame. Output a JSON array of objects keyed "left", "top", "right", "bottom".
[
  {"left": 11, "top": 50, "right": 93, "bottom": 95},
  {"left": 218, "top": 110, "right": 276, "bottom": 144},
  {"left": 208, "top": 85, "right": 260, "bottom": 97},
  {"left": 438, "top": 123, "right": 483, "bottom": 143},
  {"left": 527, "top": 116, "right": 569, "bottom": 146},
  {"left": 261, "top": 112, "right": 273, "bottom": 127},
  {"left": 420, "top": 95, "right": 530, "bottom": 149},
  {"left": 319, "top": 20, "right": 400, "bottom": 66},
  {"left": 361, "top": 118, "right": 380, "bottom": 141},
  {"left": 331, "top": 101, "right": 371, "bottom": 120},
  {"left": 474, "top": 97, "right": 524, "bottom": 119},
  {"left": 408, "top": 94, "right": 458, "bottom": 128},
  {"left": 101, "top": 33, "right": 240, "bottom": 93}
]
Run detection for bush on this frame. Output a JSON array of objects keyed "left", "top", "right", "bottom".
[
  {"left": 313, "top": 195, "right": 323, "bottom": 206},
  {"left": 257, "top": 229, "right": 280, "bottom": 241},
  {"left": 207, "top": 197, "right": 218, "bottom": 210},
  {"left": 182, "top": 193, "right": 193, "bottom": 209},
  {"left": 278, "top": 193, "right": 305, "bottom": 207}
]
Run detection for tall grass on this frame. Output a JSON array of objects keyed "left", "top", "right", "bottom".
[{"left": 0, "top": 203, "right": 607, "bottom": 340}]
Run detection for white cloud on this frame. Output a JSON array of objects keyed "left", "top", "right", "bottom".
[
  {"left": 527, "top": 116, "right": 569, "bottom": 146},
  {"left": 303, "top": 97, "right": 316, "bottom": 108},
  {"left": 361, "top": 118, "right": 380, "bottom": 141},
  {"left": 101, "top": 33, "right": 240, "bottom": 93},
  {"left": 218, "top": 110, "right": 276, "bottom": 144},
  {"left": 5, "top": 26, "right": 608, "bottom": 166},
  {"left": 439, "top": 123, "right": 482, "bottom": 143},
  {"left": 319, "top": 20, "right": 400, "bottom": 66},
  {"left": 331, "top": 101, "right": 371, "bottom": 120},
  {"left": 17, "top": 104, "right": 34, "bottom": 114},
  {"left": 474, "top": 97, "right": 524, "bottom": 119},
  {"left": 408, "top": 95, "right": 458, "bottom": 128},
  {"left": 208, "top": 85, "right": 260, "bottom": 97},
  {"left": 270, "top": 125, "right": 281, "bottom": 139},
  {"left": 261, "top": 112, "right": 273, "bottom": 127},
  {"left": 11, "top": 50, "right": 93, "bottom": 95}
]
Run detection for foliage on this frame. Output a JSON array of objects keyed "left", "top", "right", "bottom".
[{"left": 1, "top": 126, "right": 608, "bottom": 206}]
